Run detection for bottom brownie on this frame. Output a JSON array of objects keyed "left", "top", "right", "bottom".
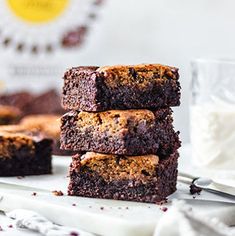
[
  {"left": 0, "top": 127, "right": 52, "bottom": 176},
  {"left": 68, "top": 152, "right": 178, "bottom": 203}
]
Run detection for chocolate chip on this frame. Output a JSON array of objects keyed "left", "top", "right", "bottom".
[
  {"left": 141, "top": 169, "right": 150, "bottom": 176},
  {"left": 129, "top": 67, "right": 138, "bottom": 79}
]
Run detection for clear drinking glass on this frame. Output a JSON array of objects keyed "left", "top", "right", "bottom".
[{"left": 190, "top": 58, "right": 235, "bottom": 170}]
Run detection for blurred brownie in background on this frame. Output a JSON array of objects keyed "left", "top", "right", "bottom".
[
  {"left": 0, "top": 105, "right": 21, "bottom": 125},
  {"left": 0, "top": 126, "right": 52, "bottom": 176},
  {"left": 0, "top": 91, "right": 33, "bottom": 113},
  {"left": 0, "top": 89, "right": 64, "bottom": 117},
  {"left": 23, "top": 90, "right": 64, "bottom": 115}
]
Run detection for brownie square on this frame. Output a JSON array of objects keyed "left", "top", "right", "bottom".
[
  {"left": 0, "top": 127, "right": 53, "bottom": 176},
  {"left": 62, "top": 64, "right": 180, "bottom": 111},
  {"left": 68, "top": 151, "right": 178, "bottom": 203},
  {"left": 60, "top": 108, "right": 180, "bottom": 156}
]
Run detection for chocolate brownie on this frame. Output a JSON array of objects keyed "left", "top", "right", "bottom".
[
  {"left": 0, "top": 105, "right": 21, "bottom": 125},
  {"left": 22, "top": 89, "right": 64, "bottom": 115},
  {"left": 0, "top": 127, "right": 52, "bottom": 176},
  {"left": 20, "top": 115, "right": 74, "bottom": 156},
  {"left": 60, "top": 108, "right": 180, "bottom": 156},
  {"left": 68, "top": 151, "right": 178, "bottom": 203},
  {"left": 0, "top": 91, "right": 33, "bottom": 111},
  {"left": 62, "top": 64, "right": 180, "bottom": 111},
  {"left": 0, "top": 89, "right": 64, "bottom": 116}
]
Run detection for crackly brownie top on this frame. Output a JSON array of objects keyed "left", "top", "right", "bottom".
[
  {"left": 20, "top": 114, "right": 61, "bottom": 138},
  {"left": 65, "top": 64, "right": 179, "bottom": 89},
  {"left": 0, "top": 105, "right": 21, "bottom": 118},
  {"left": 0, "top": 126, "right": 48, "bottom": 158},
  {"left": 73, "top": 152, "right": 159, "bottom": 182},
  {"left": 75, "top": 109, "right": 156, "bottom": 132}
]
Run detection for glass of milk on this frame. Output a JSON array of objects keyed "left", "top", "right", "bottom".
[{"left": 190, "top": 58, "right": 235, "bottom": 171}]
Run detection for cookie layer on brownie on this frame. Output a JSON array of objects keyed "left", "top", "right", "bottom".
[
  {"left": 0, "top": 127, "right": 52, "bottom": 176},
  {"left": 68, "top": 152, "right": 178, "bottom": 203},
  {"left": 60, "top": 108, "right": 180, "bottom": 156},
  {"left": 62, "top": 64, "right": 180, "bottom": 111}
]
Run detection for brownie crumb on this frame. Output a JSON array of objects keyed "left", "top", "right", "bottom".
[
  {"left": 8, "top": 225, "right": 13, "bottom": 228},
  {"left": 190, "top": 184, "right": 202, "bottom": 195},
  {"left": 17, "top": 176, "right": 25, "bottom": 179},
  {"left": 72, "top": 203, "right": 76, "bottom": 206},
  {"left": 70, "top": 232, "right": 79, "bottom": 236},
  {"left": 160, "top": 207, "right": 168, "bottom": 212},
  {"left": 52, "top": 190, "right": 64, "bottom": 196},
  {"left": 0, "top": 226, "right": 3, "bottom": 231},
  {"left": 126, "top": 207, "right": 129, "bottom": 210},
  {"left": 100, "top": 207, "right": 104, "bottom": 210},
  {"left": 32, "top": 192, "right": 37, "bottom": 196}
]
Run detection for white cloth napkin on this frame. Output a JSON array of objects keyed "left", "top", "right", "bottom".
[
  {"left": 6, "top": 209, "right": 95, "bottom": 236},
  {"left": 154, "top": 200, "right": 235, "bottom": 236}
]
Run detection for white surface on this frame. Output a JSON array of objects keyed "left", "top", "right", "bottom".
[{"left": 0, "top": 145, "right": 234, "bottom": 235}]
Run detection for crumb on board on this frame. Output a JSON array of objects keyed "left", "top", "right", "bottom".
[
  {"left": 52, "top": 190, "right": 64, "bottom": 196},
  {"left": 160, "top": 207, "right": 168, "bottom": 212},
  {"left": 32, "top": 192, "right": 37, "bottom": 196},
  {"left": 70, "top": 232, "right": 79, "bottom": 236},
  {"left": 17, "top": 176, "right": 25, "bottom": 179}
]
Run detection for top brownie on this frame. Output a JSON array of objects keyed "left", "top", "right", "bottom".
[{"left": 62, "top": 64, "right": 180, "bottom": 111}]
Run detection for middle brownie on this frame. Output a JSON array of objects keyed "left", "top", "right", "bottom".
[{"left": 60, "top": 108, "right": 180, "bottom": 156}]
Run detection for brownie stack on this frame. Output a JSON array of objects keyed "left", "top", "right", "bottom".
[{"left": 60, "top": 64, "right": 181, "bottom": 203}]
